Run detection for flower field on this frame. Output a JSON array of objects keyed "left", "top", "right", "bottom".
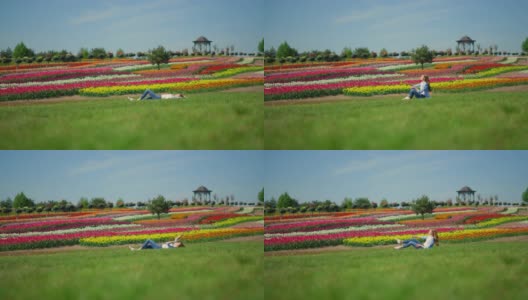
[
  {"left": 0, "top": 206, "right": 262, "bottom": 251},
  {"left": 264, "top": 56, "right": 528, "bottom": 101},
  {"left": 264, "top": 206, "right": 528, "bottom": 251},
  {"left": 0, "top": 56, "right": 263, "bottom": 101}
]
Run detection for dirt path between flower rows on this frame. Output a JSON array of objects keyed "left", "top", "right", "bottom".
[
  {"left": 0, "top": 86, "right": 263, "bottom": 107},
  {"left": 0, "top": 235, "right": 264, "bottom": 257},
  {"left": 264, "top": 235, "right": 528, "bottom": 257}
]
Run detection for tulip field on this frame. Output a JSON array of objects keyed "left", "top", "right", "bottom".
[
  {"left": 264, "top": 56, "right": 528, "bottom": 149},
  {"left": 264, "top": 206, "right": 528, "bottom": 252},
  {"left": 0, "top": 205, "right": 263, "bottom": 252},
  {"left": 264, "top": 56, "right": 528, "bottom": 101},
  {"left": 0, "top": 56, "right": 264, "bottom": 149}
]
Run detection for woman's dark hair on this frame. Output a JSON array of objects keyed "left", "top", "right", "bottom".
[{"left": 423, "top": 75, "right": 432, "bottom": 92}]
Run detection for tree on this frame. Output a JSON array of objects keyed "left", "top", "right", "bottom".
[
  {"left": 13, "top": 42, "right": 34, "bottom": 58},
  {"left": 522, "top": 187, "right": 528, "bottom": 204},
  {"left": 341, "top": 47, "right": 353, "bottom": 59},
  {"left": 116, "top": 198, "right": 125, "bottom": 208},
  {"left": 277, "top": 192, "right": 298, "bottom": 208},
  {"left": 258, "top": 38, "right": 264, "bottom": 54},
  {"left": 411, "top": 195, "right": 435, "bottom": 220},
  {"left": 258, "top": 188, "right": 264, "bottom": 206},
  {"left": 13, "top": 192, "right": 35, "bottom": 208},
  {"left": 380, "top": 48, "right": 389, "bottom": 58},
  {"left": 342, "top": 197, "right": 353, "bottom": 209},
  {"left": 78, "top": 48, "right": 89, "bottom": 59},
  {"left": 78, "top": 197, "right": 89, "bottom": 209},
  {"left": 116, "top": 48, "right": 125, "bottom": 58},
  {"left": 276, "top": 41, "right": 298, "bottom": 58},
  {"left": 353, "top": 47, "right": 370, "bottom": 59},
  {"left": 411, "top": 45, "right": 433, "bottom": 69},
  {"left": 90, "top": 197, "right": 106, "bottom": 209},
  {"left": 90, "top": 48, "right": 107, "bottom": 59},
  {"left": 354, "top": 197, "right": 371, "bottom": 209},
  {"left": 523, "top": 38, "right": 528, "bottom": 54},
  {"left": 147, "top": 46, "right": 170, "bottom": 70},
  {"left": 380, "top": 198, "right": 389, "bottom": 208},
  {"left": 147, "top": 195, "right": 170, "bottom": 219}
]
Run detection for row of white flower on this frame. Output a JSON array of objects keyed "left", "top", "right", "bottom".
[
  {"left": 499, "top": 207, "right": 519, "bottom": 214},
  {"left": 378, "top": 59, "right": 476, "bottom": 71},
  {"left": 237, "top": 57, "right": 255, "bottom": 65},
  {"left": 377, "top": 209, "right": 477, "bottom": 221},
  {"left": 498, "top": 57, "right": 519, "bottom": 64},
  {"left": 0, "top": 74, "right": 141, "bottom": 88},
  {"left": 0, "top": 224, "right": 141, "bottom": 238},
  {"left": 264, "top": 74, "right": 404, "bottom": 87},
  {"left": 264, "top": 224, "right": 405, "bottom": 238},
  {"left": 235, "top": 207, "right": 255, "bottom": 214}
]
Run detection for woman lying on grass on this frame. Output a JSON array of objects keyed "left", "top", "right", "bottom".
[
  {"left": 394, "top": 229, "right": 439, "bottom": 250},
  {"left": 129, "top": 235, "right": 185, "bottom": 250},
  {"left": 128, "top": 89, "right": 185, "bottom": 101},
  {"left": 403, "top": 75, "right": 431, "bottom": 100}
]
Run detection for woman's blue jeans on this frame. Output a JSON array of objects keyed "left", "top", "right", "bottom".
[
  {"left": 140, "top": 89, "right": 161, "bottom": 100},
  {"left": 141, "top": 239, "right": 162, "bottom": 249},
  {"left": 408, "top": 88, "right": 425, "bottom": 99},
  {"left": 401, "top": 238, "right": 423, "bottom": 249}
]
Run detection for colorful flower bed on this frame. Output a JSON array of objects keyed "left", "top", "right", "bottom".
[{"left": 212, "top": 216, "right": 263, "bottom": 228}]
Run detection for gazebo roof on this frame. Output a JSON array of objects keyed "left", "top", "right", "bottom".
[
  {"left": 457, "top": 35, "right": 475, "bottom": 42},
  {"left": 457, "top": 186, "right": 475, "bottom": 193},
  {"left": 193, "top": 185, "right": 212, "bottom": 193},
  {"left": 193, "top": 36, "right": 212, "bottom": 43}
]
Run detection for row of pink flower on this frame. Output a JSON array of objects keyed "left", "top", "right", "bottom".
[
  {"left": 264, "top": 77, "right": 458, "bottom": 95},
  {"left": 0, "top": 227, "right": 193, "bottom": 246},
  {"left": 265, "top": 217, "right": 392, "bottom": 233},
  {"left": 0, "top": 67, "right": 119, "bottom": 81},
  {"left": 264, "top": 227, "right": 457, "bottom": 247},
  {"left": 0, "top": 77, "right": 194, "bottom": 96},
  {"left": 0, "top": 217, "right": 119, "bottom": 232}
]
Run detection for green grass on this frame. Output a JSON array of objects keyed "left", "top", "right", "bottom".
[
  {"left": 264, "top": 242, "right": 528, "bottom": 300},
  {"left": 264, "top": 91, "right": 528, "bottom": 149},
  {"left": 0, "top": 240, "right": 262, "bottom": 300},
  {"left": 0, "top": 91, "right": 262, "bottom": 149}
]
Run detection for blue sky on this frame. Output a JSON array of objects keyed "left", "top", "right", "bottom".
[
  {"left": 264, "top": 0, "right": 528, "bottom": 53},
  {"left": 263, "top": 151, "right": 528, "bottom": 204},
  {"left": 0, "top": 0, "right": 263, "bottom": 53},
  {"left": 0, "top": 151, "right": 264, "bottom": 204}
]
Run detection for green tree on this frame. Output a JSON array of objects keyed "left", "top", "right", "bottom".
[
  {"left": 411, "top": 45, "right": 434, "bottom": 69},
  {"left": 147, "top": 46, "right": 170, "bottom": 70},
  {"left": 380, "top": 198, "right": 389, "bottom": 208},
  {"left": 90, "top": 197, "right": 106, "bottom": 209},
  {"left": 341, "top": 47, "right": 353, "bottom": 59},
  {"left": 13, "top": 192, "right": 35, "bottom": 208},
  {"left": 116, "top": 48, "right": 125, "bottom": 58},
  {"left": 522, "top": 187, "right": 528, "bottom": 204},
  {"left": 380, "top": 48, "right": 389, "bottom": 58},
  {"left": 353, "top": 47, "right": 370, "bottom": 59},
  {"left": 116, "top": 198, "right": 125, "bottom": 208},
  {"left": 258, "top": 188, "right": 264, "bottom": 205},
  {"left": 0, "top": 197, "right": 13, "bottom": 208},
  {"left": 277, "top": 192, "right": 298, "bottom": 208},
  {"left": 276, "top": 41, "right": 298, "bottom": 58},
  {"left": 77, "top": 197, "right": 89, "bottom": 209},
  {"left": 147, "top": 195, "right": 170, "bottom": 219},
  {"left": 78, "top": 48, "right": 89, "bottom": 59},
  {"left": 411, "top": 195, "right": 435, "bottom": 219},
  {"left": 13, "top": 42, "right": 34, "bottom": 58},
  {"left": 354, "top": 197, "right": 371, "bottom": 209},
  {"left": 258, "top": 38, "right": 264, "bottom": 53},
  {"left": 342, "top": 197, "right": 353, "bottom": 209},
  {"left": 522, "top": 37, "right": 528, "bottom": 53}
]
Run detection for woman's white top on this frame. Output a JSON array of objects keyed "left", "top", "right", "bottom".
[
  {"left": 161, "top": 94, "right": 183, "bottom": 99},
  {"left": 423, "top": 235, "right": 435, "bottom": 248},
  {"left": 419, "top": 81, "right": 431, "bottom": 98}
]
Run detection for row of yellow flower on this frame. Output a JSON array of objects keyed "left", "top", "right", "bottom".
[
  {"left": 473, "top": 216, "right": 528, "bottom": 228},
  {"left": 343, "top": 77, "right": 528, "bottom": 96},
  {"left": 343, "top": 227, "right": 528, "bottom": 246},
  {"left": 79, "top": 227, "right": 263, "bottom": 246},
  {"left": 79, "top": 78, "right": 263, "bottom": 96},
  {"left": 213, "top": 216, "right": 263, "bottom": 228},
  {"left": 212, "top": 66, "right": 263, "bottom": 78},
  {"left": 473, "top": 66, "right": 528, "bottom": 78}
]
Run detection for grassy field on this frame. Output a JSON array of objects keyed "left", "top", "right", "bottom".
[
  {"left": 0, "top": 240, "right": 263, "bottom": 300},
  {"left": 0, "top": 91, "right": 262, "bottom": 149},
  {"left": 264, "top": 241, "right": 528, "bottom": 300},
  {"left": 264, "top": 90, "right": 528, "bottom": 149}
]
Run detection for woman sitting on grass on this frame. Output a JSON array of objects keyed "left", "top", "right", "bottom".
[
  {"left": 394, "top": 229, "right": 439, "bottom": 250},
  {"left": 128, "top": 89, "right": 185, "bottom": 101},
  {"left": 402, "top": 75, "right": 431, "bottom": 100},
  {"left": 129, "top": 235, "right": 185, "bottom": 251}
]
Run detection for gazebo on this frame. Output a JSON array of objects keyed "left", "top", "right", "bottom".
[
  {"left": 456, "top": 35, "right": 476, "bottom": 53},
  {"left": 457, "top": 186, "right": 476, "bottom": 202},
  {"left": 192, "top": 36, "right": 212, "bottom": 54},
  {"left": 193, "top": 185, "right": 212, "bottom": 202}
]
